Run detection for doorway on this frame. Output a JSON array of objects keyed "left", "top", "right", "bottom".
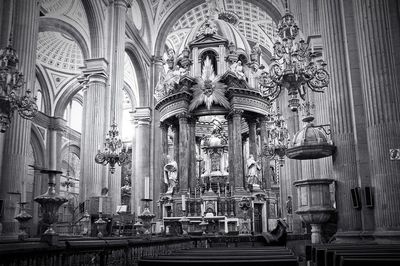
[{"left": 254, "top": 203, "right": 263, "bottom": 234}]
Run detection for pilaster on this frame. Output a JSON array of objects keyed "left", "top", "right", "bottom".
[
  {"left": 0, "top": 0, "right": 40, "bottom": 236},
  {"left": 353, "top": 0, "right": 400, "bottom": 235}
]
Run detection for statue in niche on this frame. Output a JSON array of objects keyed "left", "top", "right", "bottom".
[
  {"left": 235, "top": 60, "right": 246, "bottom": 80},
  {"left": 121, "top": 176, "right": 131, "bottom": 206},
  {"left": 246, "top": 154, "right": 261, "bottom": 186},
  {"left": 286, "top": 196, "right": 293, "bottom": 214},
  {"left": 164, "top": 155, "right": 178, "bottom": 194}
]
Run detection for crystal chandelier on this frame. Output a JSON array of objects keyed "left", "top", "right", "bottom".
[
  {"left": 0, "top": 40, "right": 37, "bottom": 132},
  {"left": 262, "top": 111, "right": 290, "bottom": 166},
  {"left": 259, "top": 10, "right": 329, "bottom": 112},
  {"left": 95, "top": 120, "right": 129, "bottom": 174}
]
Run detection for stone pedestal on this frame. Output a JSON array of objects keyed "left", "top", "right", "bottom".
[{"left": 294, "top": 179, "right": 335, "bottom": 244}]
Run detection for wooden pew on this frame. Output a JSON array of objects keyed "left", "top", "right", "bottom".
[{"left": 138, "top": 258, "right": 299, "bottom": 266}]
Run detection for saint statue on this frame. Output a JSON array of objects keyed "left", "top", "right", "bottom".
[
  {"left": 247, "top": 154, "right": 261, "bottom": 186},
  {"left": 286, "top": 196, "right": 293, "bottom": 214},
  {"left": 164, "top": 155, "right": 178, "bottom": 194},
  {"left": 235, "top": 60, "right": 246, "bottom": 80}
]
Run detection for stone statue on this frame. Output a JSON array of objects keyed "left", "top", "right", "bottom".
[
  {"left": 164, "top": 155, "right": 178, "bottom": 194},
  {"left": 246, "top": 154, "right": 261, "bottom": 186},
  {"left": 235, "top": 60, "right": 246, "bottom": 80},
  {"left": 286, "top": 196, "right": 293, "bottom": 214}
]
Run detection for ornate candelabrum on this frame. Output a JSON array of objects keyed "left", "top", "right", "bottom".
[
  {"left": 138, "top": 199, "right": 155, "bottom": 237},
  {"left": 94, "top": 212, "right": 107, "bottom": 237},
  {"left": 179, "top": 210, "right": 190, "bottom": 236},
  {"left": 0, "top": 39, "right": 37, "bottom": 133},
  {"left": 258, "top": 11, "right": 329, "bottom": 112},
  {"left": 14, "top": 202, "right": 32, "bottom": 240},
  {"left": 262, "top": 112, "right": 290, "bottom": 166},
  {"left": 34, "top": 169, "right": 67, "bottom": 245},
  {"left": 199, "top": 216, "right": 209, "bottom": 235},
  {"left": 95, "top": 120, "right": 129, "bottom": 174},
  {"left": 81, "top": 210, "right": 90, "bottom": 236}
]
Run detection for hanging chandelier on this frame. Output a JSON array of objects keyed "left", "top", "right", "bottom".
[
  {"left": 95, "top": 120, "right": 129, "bottom": 174},
  {"left": 0, "top": 41, "right": 37, "bottom": 133},
  {"left": 259, "top": 10, "right": 329, "bottom": 112},
  {"left": 262, "top": 111, "right": 290, "bottom": 166}
]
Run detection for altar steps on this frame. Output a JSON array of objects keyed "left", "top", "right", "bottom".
[{"left": 138, "top": 246, "right": 299, "bottom": 266}]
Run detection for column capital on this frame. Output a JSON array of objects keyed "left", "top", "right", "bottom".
[
  {"left": 133, "top": 107, "right": 152, "bottom": 126},
  {"left": 81, "top": 58, "right": 109, "bottom": 83},
  {"left": 227, "top": 109, "right": 244, "bottom": 119},
  {"left": 176, "top": 112, "right": 192, "bottom": 121},
  {"left": 151, "top": 55, "right": 164, "bottom": 65},
  {"left": 112, "top": 0, "right": 133, "bottom": 8}
]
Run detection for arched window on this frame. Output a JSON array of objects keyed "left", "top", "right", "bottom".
[{"left": 63, "top": 97, "right": 83, "bottom": 133}]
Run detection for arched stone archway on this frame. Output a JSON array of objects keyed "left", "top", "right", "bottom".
[
  {"left": 39, "top": 17, "right": 90, "bottom": 60},
  {"left": 35, "top": 66, "right": 52, "bottom": 116},
  {"left": 125, "top": 41, "right": 150, "bottom": 106}
]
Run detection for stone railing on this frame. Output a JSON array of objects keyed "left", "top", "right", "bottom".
[{"left": 0, "top": 236, "right": 199, "bottom": 266}]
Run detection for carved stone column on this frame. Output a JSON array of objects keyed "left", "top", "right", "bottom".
[
  {"left": 177, "top": 113, "right": 190, "bottom": 193},
  {"left": 320, "top": 0, "right": 363, "bottom": 240},
  {"left": 132, "top": 107, "right": 151, "bottom": 215},
  {"left": 80, "top": 59, "right": 109, "bottom": 208},
  {"left": 247, "top": 117, "right": 257, "bottom": 160},
  {"left": 230, "top": 109, "right": 245, "bottom": 192},
  {"left": 108, "top": 0, "right": 132, "bottom": 214},
  {"left": 188, "top": 117, "right": 197, "bottom": 192},
  {"left": 353, "top": 0, "right": 400, "bottom": 238},
  {"left": 160, "top": 122, "right": 169, "bottom": 194},
  {"left": 259, "top": 116, "right": 271, "bottom": 190},
  {"left": 48, "top": 117, "right": 66, "bottom": 195},
  {"left": 172, "top": 125, "right": 179, "bottom": 163},
  {"left": 0, "top": 0, "right": 40, "bottom": 235}
]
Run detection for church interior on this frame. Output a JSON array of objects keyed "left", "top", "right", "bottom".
[{"left": 0, "top": 0, "right": 400, "bottom": 265}]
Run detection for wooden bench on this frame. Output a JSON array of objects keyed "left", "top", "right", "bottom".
[
  {"left": 138, "top": 258, "right": 299, "bottom": 266},
  {"left": 308, "top": 244, "right": 400, "bottom": 266}
]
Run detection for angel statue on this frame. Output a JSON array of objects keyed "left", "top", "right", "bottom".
[
  {"left": 164, "top": 155, "right": 178, "bottom": 194},
  {"left": 189, "top": 56, "right": 229, "bottom": 111}
]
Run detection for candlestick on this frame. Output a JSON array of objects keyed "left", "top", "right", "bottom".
[
  {"left": 182, "top": 194, "right": 186, "bottom": 211},
  {"left": 144, "top": 176, "right": 149, "bottom": 199},
  {"left": 99, "top": 196, "right": 103, "bottom": 213}
]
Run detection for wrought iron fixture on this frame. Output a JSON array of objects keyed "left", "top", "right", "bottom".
[
  {"left": 262, "top": 111, "right": 290, "bottom": 166},
  {"left": 95, "top": 120, "right": 129, "bottom": 174},
  {"left": 0, "top": 38, "right": 37, "bottom": 133},
  {"left": 259, "top": 9, "right": 329, "bottom": 112},
  {"left": 61, "top": 127, "right": 75, "bottom": 191}
]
